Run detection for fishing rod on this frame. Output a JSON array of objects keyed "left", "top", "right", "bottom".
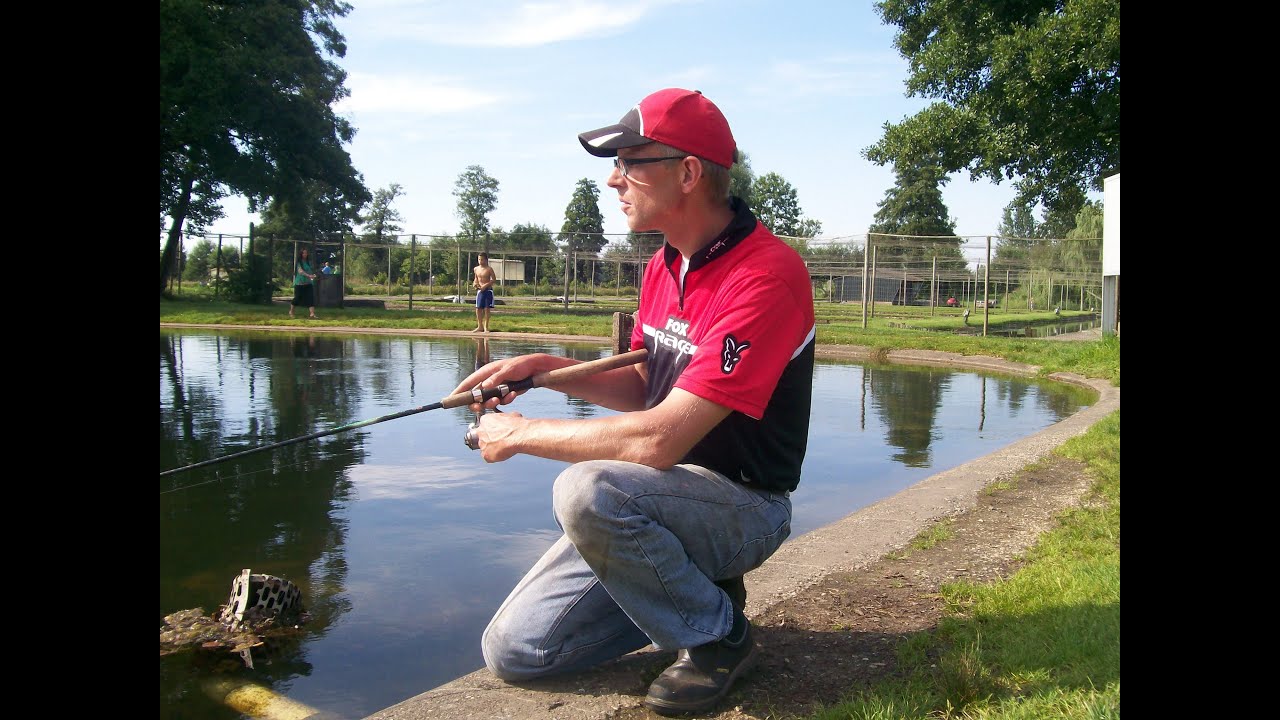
[{"left": 160, "top": 348, "right": 648, "bottom": 478}]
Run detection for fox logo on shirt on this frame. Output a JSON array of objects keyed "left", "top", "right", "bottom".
[{"left": 721, "top": 334, "right": 750, "bottom": 374}]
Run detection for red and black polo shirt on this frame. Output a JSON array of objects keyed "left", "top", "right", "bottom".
[{"left": 631, "top": 197, "right": 816, "bottom": 493}]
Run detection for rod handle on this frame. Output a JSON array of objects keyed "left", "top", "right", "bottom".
[
  {"left": 441, "top": 349, "right": 648, "bottom": 410},
  {"left": 529, "top": 348, "right": 648, "bottom": 389}
]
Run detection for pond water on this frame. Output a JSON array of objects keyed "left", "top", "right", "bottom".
[{"left": 159, "top": 329, "right": 1093, "bottom": 720}]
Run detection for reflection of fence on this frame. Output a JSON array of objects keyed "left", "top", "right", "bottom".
[{"left": 162, "top": 229, "right": 1103, "bottom": 315}]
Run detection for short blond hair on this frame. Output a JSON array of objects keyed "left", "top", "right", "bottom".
[{"left": 651, "top": 143, "right": 731, "bottom": 202}]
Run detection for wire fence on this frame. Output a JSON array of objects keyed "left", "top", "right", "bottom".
[{"left": 161, "top": 228, "right": 1103, "bottom": 314}]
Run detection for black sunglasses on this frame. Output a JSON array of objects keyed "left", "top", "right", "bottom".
[{"left": 613, "top": 156, "right": 685, "bottom": 177}]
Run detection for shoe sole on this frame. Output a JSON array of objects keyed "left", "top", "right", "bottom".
[{"left": 642, "top": 643, "right": 759, "bottom": 716}]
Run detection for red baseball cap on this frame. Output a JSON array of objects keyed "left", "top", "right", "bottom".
[{"left": 578, "top": 88, "right": 737, "bottom": 169}]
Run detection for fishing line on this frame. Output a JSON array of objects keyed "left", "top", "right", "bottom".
[{"left": 159, "top": 456, "right": 317, "bottom": 495}]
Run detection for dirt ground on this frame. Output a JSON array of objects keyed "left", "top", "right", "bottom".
[{"left": 610, "top": 454, "right": 1097, "bottom": 720}]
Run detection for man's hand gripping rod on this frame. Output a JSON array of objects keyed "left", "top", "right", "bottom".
[{"left": 463, "top": 348, "right": 647, "bottom": 451}]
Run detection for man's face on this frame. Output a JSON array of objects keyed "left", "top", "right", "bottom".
[{"left": 607, "top": 147, "right": 685, "bottom": 233}]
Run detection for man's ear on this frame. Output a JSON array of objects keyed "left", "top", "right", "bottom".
[{"left": 677, "top": 157, "right": 703, "bottom": 196}]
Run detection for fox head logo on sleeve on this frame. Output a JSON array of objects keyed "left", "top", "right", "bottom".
[{"left": 721, "top": 334, "right": 750, "bottom": 373}]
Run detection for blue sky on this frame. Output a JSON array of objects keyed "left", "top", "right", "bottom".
[{"left": 207, "top": 0, "right": 1070, "bottom": 251}]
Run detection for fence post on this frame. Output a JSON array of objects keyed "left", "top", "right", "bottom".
[
  {"left": 409, "top": 235, "right": 416, "bottom": 311},
  {"left": 215, "top": 234, "right": 223, "bottom": 301},
  {"left": 611, "top": 312, "right": 635, "bottom": 355},
  {"left": 267, "top": 234, "right": 275, "bottom": 305},
  {"left": 869, "top": 244, "right": 878, "bottom": 319},
  {"left": 861, "top": 240, "right": 870, "bottom": 329},
  {"left": 930, "top": 255, "right": 936, "bottom": 318},
  {"left": 982, "top": 237, "right": 991, "bottom": 336}
]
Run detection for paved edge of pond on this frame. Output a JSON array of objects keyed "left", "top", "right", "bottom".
[{"left": 159, "top": 323, "right": 1116, "bottom": 720}]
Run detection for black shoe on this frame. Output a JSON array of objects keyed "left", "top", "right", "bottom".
[
  {"left": 714, "top": 575, "right": 746, "bottom": 614},
  {"left": 643, "top": 620, "right": 758, "bottom": 716}
]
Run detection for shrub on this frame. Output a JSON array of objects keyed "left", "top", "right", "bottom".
[{"left": 226, "top": 254, "right": 276, "bottom": 304}]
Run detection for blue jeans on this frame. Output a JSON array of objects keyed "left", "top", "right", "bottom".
[{"left": 481, "top": 460, "right": 792, "bottom": 681}]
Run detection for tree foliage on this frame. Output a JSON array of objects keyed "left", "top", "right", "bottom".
[
  {"left": 752, "top": 172, "right": 799, "bottom": 237},
  {"left": 750, "top": 171, "right": 823, "bottom": 241},
  {"left": 498, "top": 223, "right": 555, "bottom": 252},
  {"left": 729, "top": 150, "right": 755, "bottom": 206},
  {"left": 160, "top": 0, "right": 370, "bottom": 294},
  {"left": 182, "top": 238, "right": 241, "bottom": 280},
  {"left": 868, "top": 163, "right": 964, "bottom": 268},
  {"left": 864, "top": 0, "right": 1120, "bottom": 218},
  {"left": 998, "top": 201, "right": 1040, "bottom": 240},
  {"left": 361, "top": 183, "right": 405, "bottom": 244},
  {"left": 556, "top": 178, "right": 607, "bottom": 302},
  {"left": 1060, "top": 199, "right": 1103, "bottom": 273},
  {"left": 453, "top": 165, "right": 500, "bottom": 250},
  {"left": 994, "top": 199, "right": 1038, "bottom": 266},
  {"left": 559, "top": 178, "right": 607, "bottom": 255}
]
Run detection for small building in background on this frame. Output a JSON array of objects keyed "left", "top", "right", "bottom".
[
  {"left": 1102, "top": 174, "right": 1120, "bottom": 336},
  {"left": 489, "top": 258, "right": 526, "bottom": 284}
]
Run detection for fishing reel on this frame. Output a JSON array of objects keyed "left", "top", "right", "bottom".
[{"left": 463, "top": 404, "right": 502, "bottom": 451}]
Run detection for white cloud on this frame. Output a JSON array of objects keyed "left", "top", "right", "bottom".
[
  {"left": 350, "top": 456, "right": 490, "bottom": 500},
  {"left": 761, "top": 53, "right": 908, "bottom": 99},
  {"left": 368, "top": 0, "right": 680, "bottom": 47},
  {"left": 338, "top": 72, "right": 501, "bottom": 114}
]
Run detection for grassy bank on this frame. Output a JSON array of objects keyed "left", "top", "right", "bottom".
[
  {"left": 809, "top": 411, "right": 1120, "bottom": 720},
  {"left": 160, "top": 295, "right": 1119, "bottom": 386}
]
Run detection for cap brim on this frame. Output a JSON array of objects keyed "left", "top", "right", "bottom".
[{"left": 578, "top": 124, "right": 652, "bottom": 158}]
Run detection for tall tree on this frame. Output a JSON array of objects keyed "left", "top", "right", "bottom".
[
  {"left": 347, "top": 183, "right": 406, "bottom": 282},
  {"left": 994, "top": 199, "right": 1038, "bottom": 268},
  {"left": 868, "top": 163, "right": 964, "bottom": 269},
  {"left": 752, "top": 172, "right": 821, "bottom": 239},
  {"left": 752, "top": 172, "right": 799, "bottom": 236},
  {"left": 361, "top": 183, "right": 405, "bottom": 244},
  {"left": 160, "top": 0, "right": 370, "bottom": 294},
  {"left": 864, "top": 0, "right": 1120, "bottom": 219},
  {"left": 557, "top": 178, "right": 606, "bottom": 304},
  {"left": 453, "top": 165, "right": 500, "bottom": 252},
  {"left": 998, "top": 200, "right": 1039, "bottom": 240},
  {"left": 559, "top": 179, "right": 607, "bottom": 255}
]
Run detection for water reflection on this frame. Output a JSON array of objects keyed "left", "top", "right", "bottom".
[{"left": 159, "top": 330, "right": 1092, "bottom": 720}]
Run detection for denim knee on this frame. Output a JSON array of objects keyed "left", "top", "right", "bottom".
[
  {"left": 481, "top": 615, "right": 542, "bottom": 681},
  {"left": 551, "top": 461, "right": 621, "bottom": 538}
]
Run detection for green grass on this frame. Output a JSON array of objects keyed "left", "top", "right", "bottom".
[
  {"left": 807, "top": 411, "right": 1120, "bottom": 720},
  {"left": 160, "top": 294, "right": 1119, "bottom": 386}
]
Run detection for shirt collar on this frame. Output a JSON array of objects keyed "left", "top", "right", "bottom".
[{"left": 663, "top": 196, "right": 758, "bottom": 273}]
